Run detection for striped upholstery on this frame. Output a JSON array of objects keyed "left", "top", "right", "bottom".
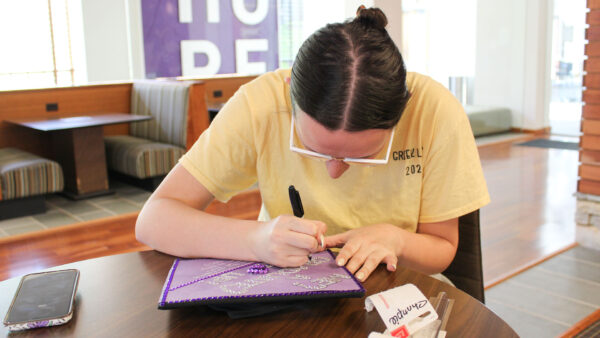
[
  {"left": 130, "top": 81, "right": 192, "bottom": 148},
  {"left": 104, "top": 135, "right": 185, "bottom": 179},
  {"left": 0, "top": 148, "right": 64, "bottom": 201},
  {"left": 103, "top": 80, "right": 192, "bottom": 179}
]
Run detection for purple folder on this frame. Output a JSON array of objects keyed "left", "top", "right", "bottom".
[{"left": 158, "top": 250, "right": 365, "bottom": 309}]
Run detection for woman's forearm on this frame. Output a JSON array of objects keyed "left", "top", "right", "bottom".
[
  {"left": 396, "top": 229, "right": 457, "bottom": 275},
  {"left": 135, "top": 196, "right": 261, "bottom": 260}
]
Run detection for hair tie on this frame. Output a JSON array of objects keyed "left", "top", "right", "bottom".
[{"left": 356, "top": 5, "right": 366, "bottom": 17}]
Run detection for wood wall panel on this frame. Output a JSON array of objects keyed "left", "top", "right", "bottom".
[
  {"left": 584, "top": 57, "right": 600, "bottom": 73},
  {"left": 585, "top": 42, "right": 600, "bottom": 57},
  {"left": 203, "top": 75, "right": 257, "bottom": 105},
  {"left": 0, "top": 84, "right": 132, "bottom": 157},
  {"left": 584, "top": 73, "right": 600, "bottom": 88},
  {"left": 588, "top": 10, "right": 600, "bottom": 25},
  {"left": 578, "top": 179, "right": 600, "bottom": 195},
  {"left": 582, "top": 119, "right": 600, "bottom": 134},
  {"left": 581, "top": 135, "right": 600, "bottom": 151},
  {"left": 587, "top": 26, "right": 600, "bottom": 41},
  {"left": 583, "top": 89, "right": 600, "bottom": 104},
  {"left": 582, "top": 104, "right": 600, "bottom": 119},
  {"left": 185, "top": 82, "right": 210, "bottom": 149},
  {"left": 180, "top": 74, "right": 258, "bottom": 106},
  {"left": 579, "top": 164, "right": 600, "bottom": 180},
  {"left": 582, "top": 4, "right": 600, "bottom": 195},
  {"left": 580, "top": 149, "right": 600, "bottom": 164},
  {"left": 590, "top": 0, "right": 600, "bottom": 9}
]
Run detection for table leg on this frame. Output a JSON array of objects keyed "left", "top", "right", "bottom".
[{"left": 52, "top": 126, "right": 113, "bottom": 199}]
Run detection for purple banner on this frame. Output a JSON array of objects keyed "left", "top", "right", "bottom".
[{"left": 142, "top": 0, "right": 279, "bottom": 78}]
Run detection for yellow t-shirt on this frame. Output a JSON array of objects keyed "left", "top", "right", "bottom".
[{"left": 180, "top": 69, "right": 490, "bottom": 234}]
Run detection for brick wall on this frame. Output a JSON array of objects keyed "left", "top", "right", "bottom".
[{"left": 576, "top": 0, "right": 600, "bottom": 249}]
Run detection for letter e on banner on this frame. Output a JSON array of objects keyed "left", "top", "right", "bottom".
[{"left": 235, "top": 39, "right": 268, "bottom": 75}]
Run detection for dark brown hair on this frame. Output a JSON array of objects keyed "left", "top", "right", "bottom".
[{"left": 290, "top": 7, "right": 410, "bottom": 131}]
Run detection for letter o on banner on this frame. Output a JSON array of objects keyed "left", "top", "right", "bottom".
[
  {"left": 180, "top": 40, "right": 222, "bottom": 76},
  {"left": 232, "top": 0, "right": 269, "bottom": 25}
]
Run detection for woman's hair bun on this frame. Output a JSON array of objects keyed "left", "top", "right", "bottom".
[{"left": 355, "top": 6, "right": 388, "bottom": 30}]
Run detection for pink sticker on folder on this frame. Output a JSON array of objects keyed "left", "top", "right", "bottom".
[{"left": 158, "top": 250, "right": 365, "bottom": 309}]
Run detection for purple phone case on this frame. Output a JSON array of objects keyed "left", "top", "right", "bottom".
[
  {"left": 3, "top": 269, "right": 79, "bottom": 331},
  {"left": 158, "top": 250, "right": 365, "bottom": 309}
]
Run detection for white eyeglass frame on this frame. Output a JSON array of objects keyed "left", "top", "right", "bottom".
[{"left": 289, "top": 113, "right": 395, "bottom": 165}]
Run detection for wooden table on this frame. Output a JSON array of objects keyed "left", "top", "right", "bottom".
[
  {"left": 0, "top": 251, "right": 518, "bottom": 337},
  {"left": 5, "top": 114, "right": 151, "bottom": 199}
]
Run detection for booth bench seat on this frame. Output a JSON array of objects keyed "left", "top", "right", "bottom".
[
  {"left": 0, "top": 148, "right": 64, "bottom": 220},
  {"left": 465, "top": 105, "right": 512, "bottom": 137},
  {"left": 104, "top": 80, "right": 204, "bottom": 191},
  {"left": 105, "top": 135, "right": 185, "bottom": 182}
]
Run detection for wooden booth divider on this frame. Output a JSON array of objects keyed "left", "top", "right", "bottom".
[{"left": 178, "top": 73, "right": 258, "bottom": 107}]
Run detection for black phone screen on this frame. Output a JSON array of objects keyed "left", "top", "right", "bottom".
[{"left": 4, "top": 269, "right": 79, "bottom": 324}]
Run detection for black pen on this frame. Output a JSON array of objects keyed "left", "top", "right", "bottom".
[
  {"left": 288, "top": 185, "right": 325, "bottom": 250},
  {"left": 288, "top": 185, "right": 304, "bottom": 218}
]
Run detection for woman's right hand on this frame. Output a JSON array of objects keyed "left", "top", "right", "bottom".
[{"left": 250, "top": 215, "right": 327, "bottom": 267}]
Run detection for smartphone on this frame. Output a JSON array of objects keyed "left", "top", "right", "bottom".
[{"left": 3, "top": 269, "right": 80, "bottom": 331}]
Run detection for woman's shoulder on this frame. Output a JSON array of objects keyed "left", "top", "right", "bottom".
[
  {"left": 402, "top": 72, "right": 467, "bottom": 134},
  {"left": 238, "top": 69, "right": 292, "bottom": 114},
  {"left": 220, "top": 69, "right": 291, "bottom": 134}
]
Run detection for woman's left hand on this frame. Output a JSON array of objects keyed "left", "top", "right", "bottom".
[{"left": 325, "top": 223, "right": 403, "bottom": 282}]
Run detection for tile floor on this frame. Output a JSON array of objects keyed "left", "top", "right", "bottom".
[
  {"left": 486, "top": 245, "right": 600, "bottom": 337},
  {"left": 0, "top": 180, "right": 150, "bottom": 238}
]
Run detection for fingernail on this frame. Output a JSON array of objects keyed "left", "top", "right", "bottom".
[
  {"left": 356, "top": 272, "right": 364, "bottom": 281},
  {"left": 337, "top": 258, "right": 345, "bottom": 266},
  {"left": 320, "top": 234, "right": 325, "bottom": 248},
  {"left": 390, "top": 264, "right": 396, "bottom": 271}
]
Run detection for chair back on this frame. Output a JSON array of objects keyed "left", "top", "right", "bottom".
[
  {"left": 130, "top": 80, "right": 194, "bottom": 148},
  {"left": 442, "top": 209, "right": 485, "bottom": 303}
]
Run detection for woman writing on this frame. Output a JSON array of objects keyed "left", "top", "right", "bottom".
[{"left": 136, "top": 6, "right": 489, "bottom": 283}]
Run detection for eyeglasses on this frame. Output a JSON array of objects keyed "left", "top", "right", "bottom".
[{"left": 289, "top": 113, "right": 395, "bottom": 165}]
